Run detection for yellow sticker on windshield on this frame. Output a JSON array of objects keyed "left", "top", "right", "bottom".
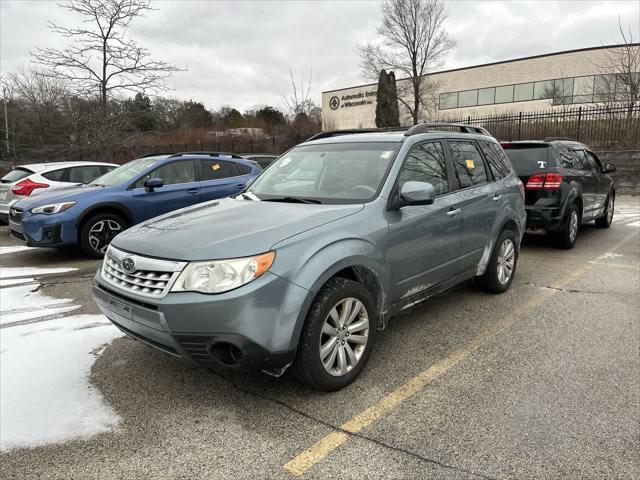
[
  {"left": 466, "top": 159, "right": 475, "bottom": 169},
  {"left": 212, "top": 164, "right": 220, "bottom": 171}
]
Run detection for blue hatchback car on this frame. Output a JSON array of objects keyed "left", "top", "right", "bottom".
[{"left": 9, "top": 152, "right": 261, "bottom": 257}]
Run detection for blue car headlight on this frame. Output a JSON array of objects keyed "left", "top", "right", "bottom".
[{"left": 31, "top": 201, "right": 77, "bottom": 215}]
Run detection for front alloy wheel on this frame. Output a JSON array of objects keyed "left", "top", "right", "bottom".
[
  {"left": 89, "top": 219, "right": 123, "bottom": 254},
  {"left": 294, "top": 278, "right": 377, "bottom": 391},
  {"left": 319, "top": 298, "right": 369, "bottom": 376}
]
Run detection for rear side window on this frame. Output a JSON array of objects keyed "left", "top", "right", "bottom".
[
  {"left": 572, "top": 150, "right": 589, "bottom": 171},
  {"left": 448, "top": 141, "right": 488, "bottom": 188},
  {"left": 397, "top": 142, "right": 448, "bottom": 196},
  {"left": 42, "top": 168, "right": 68, "bottom": 182},
  {"left": 556, "top": 145, "right": 576, "bottom": 169},
  {"left": 502, "top": 145, "right": 552, "bottom": 174},
  {"left": 479, "top": 141, "right": 511, "bottom": 180},
  {"left": 199, "top": 160, "right": 239, "bottom": 181},
  {"left": 1, "top": 168, "right": 33, "bottom": 184}
]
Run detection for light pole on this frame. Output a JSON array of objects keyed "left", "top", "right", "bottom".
[{"left": 2, "top": 84, "right": 9, "bottom": 155}]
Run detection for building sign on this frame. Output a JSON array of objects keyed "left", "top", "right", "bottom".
[{"left": 330, "top": 89, "right": 377, "bottom": 110}]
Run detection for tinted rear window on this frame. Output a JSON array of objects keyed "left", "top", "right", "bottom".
[
  {"left": 502, "top": 145, "right": 553, "bottom": 174},
  {"left": 1, "top": 168, "right": 33, "bottom": 184}
]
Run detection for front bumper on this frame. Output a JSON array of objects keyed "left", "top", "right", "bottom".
[
  {"left": 9, "top": 210, "right": 77, "bottom": 247},
  {"left": 92, "top": 269, "right": 309, "bottom": 370}
]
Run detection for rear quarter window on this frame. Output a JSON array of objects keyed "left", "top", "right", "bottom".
[{"left": 479, "top": 141, "right": 512, "bottom": 180}]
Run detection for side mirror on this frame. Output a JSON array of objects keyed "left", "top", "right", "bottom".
[
  {"left": 144, "top": 177, "right": 163, "bottom": 192},
  {"left": 399, "top": 181, "right": 435, "bottom": 207},
  {"left": 602, "top": 163, "right": 616, "bottom": 174}
]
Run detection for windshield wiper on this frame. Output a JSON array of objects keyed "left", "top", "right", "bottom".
[{"left": 262, "top": 196, "right": 322, "bottom": 204}]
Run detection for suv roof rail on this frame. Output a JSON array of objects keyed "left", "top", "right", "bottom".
[
  {"left": 141, "top": 152, "right": 173, "bottom": 158},
  {"left": 543, "top": 136, "right": 576, "bottom": 142},
  {"left": 306, "top": 127, "right": 406, "bottom": 142},
  {"left": 404, "top": 122, "right": 492, "bottom": 137},
  {"left": 168, "top": 151, "right": 244, "bottom": 159}
]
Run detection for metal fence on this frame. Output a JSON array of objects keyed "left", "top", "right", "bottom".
[{"left": 442, "top": 105, "right": 640, "bottom": 149}]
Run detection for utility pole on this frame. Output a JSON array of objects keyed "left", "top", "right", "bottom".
[{"left": 2, "top": 84, "right": 9, "bottom": 155}]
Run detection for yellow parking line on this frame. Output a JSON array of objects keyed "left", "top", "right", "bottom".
[
  {"left": 284, "top": 230, "right": 639, "bottom": 476},
  {"left": 283, "top": 271, "right": 577, "bottom": 476}
]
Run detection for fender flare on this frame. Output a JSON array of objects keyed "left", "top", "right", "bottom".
[{"left": 75, "top": 202, "right": 134, "bottom": 229}]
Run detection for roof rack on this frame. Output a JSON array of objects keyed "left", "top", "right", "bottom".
[
  {"left": 404, "top": 123, "right": 492, "bottom": 137},
  {"left": 306, "top": 127, "right": 406, "bottom": 142},
  {"left": 141, "top": 152, "right": 173, "bottom": 158},
  {"left": 168, "top": 151, "right": 244, "bottom": 159},
  {"left": 543, "top": 137, "right": 576, "bottom": 142}
]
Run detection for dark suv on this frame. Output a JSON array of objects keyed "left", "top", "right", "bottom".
[{"left": 501, "top": 140, "right": 616, "bottom": 248}]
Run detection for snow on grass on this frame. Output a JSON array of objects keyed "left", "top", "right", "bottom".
[
  {"left": 0, "top": 246, "right": 35, "bottom": 255},
  {"left": 0, "top": 314, "right": 124, "bottom": 451},
  {"left": 0, "top": 266, "right": 77, "bottom": 279},
  {"left": 0, "top": 277, "right": 35, "bottom": 287}
]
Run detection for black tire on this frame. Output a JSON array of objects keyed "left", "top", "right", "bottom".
[
  {"left": 554, "top": 203, "right": 580, "bottom": 249},
  {"left": 476, "top": 228, "right": 519, "bottom": 293},
  {"left": 79, "top": 212, "right": 128, "bottom": 258},
  {"left": 595, "top": 192, "right": 614, "bottom": 228},
  {"left": 293, "top": 277, "right": 378, "bottom": 391}
]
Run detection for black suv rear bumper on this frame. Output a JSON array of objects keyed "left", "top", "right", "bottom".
[{"left": 525, "top": 205, "right": 565, "bottom": 232}]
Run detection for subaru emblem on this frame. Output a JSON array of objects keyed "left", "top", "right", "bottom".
[{"left": 121, "top": 257, "right": 136, "bottom": 273}]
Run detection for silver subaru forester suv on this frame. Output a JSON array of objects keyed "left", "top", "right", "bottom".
[{"left": 92, "top": 123, "right": 526, "bottom": 391}]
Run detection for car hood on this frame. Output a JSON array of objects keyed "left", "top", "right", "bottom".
[
  {"left": 112, "top": 197, "right": 364, "bottom": 261},
  {"left": 14, "top": 184, "right": 106, "bottom": 209}
]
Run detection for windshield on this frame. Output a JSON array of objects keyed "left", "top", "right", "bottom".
[
  {"left": 246, "top": 142, "right": 399, "bottom": 204},
  {"left": 90, "top": 156, "right": 164, "bottom": 187}
]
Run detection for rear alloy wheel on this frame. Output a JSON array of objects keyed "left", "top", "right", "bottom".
[
  {"left": 595, "top": 194, "right": 614, "bottom": 228},
  {"left": 556, "top": 204, "right": 580, "bottom": 249},
  {"left": 476, "top": 228, "right": 518, "bottom": 293},
  {"left": 294, "top": 278, "right": 377, "bottom": 391},
  {"left": 80, "top": 213, "right": 127, "bottom": 258}
]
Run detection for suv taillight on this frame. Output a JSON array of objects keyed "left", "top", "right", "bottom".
[
  {"left": 11, "top": 179, "right": 49, "bottom": 196},
  {"left": 526, "top": 173, "right": 562, "bottom": 190}
]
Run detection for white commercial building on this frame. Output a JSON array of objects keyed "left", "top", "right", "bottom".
[{"left": 321, "top": 45, "right": 638, "bottom": 130}]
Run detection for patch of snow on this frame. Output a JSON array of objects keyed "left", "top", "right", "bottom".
[
  {"left": 0, "top": 277, "right": 35, "bottom": 287},
  {"left": 0, "top": 246, "right": 35, "bottom": 255},
  {"left": 0, "top": 314, "right": 123, "bottom": 451},
  {"left": 0, "top": 266, "right": 77, "bottom": 279},
  {"left": 0, "top": 304, "right": 81, "bottom": 326},
  {"left": 1, "top": 284, "right": 72, "bottom": 314},
  {"left": 627, "top": 221, "right": 640, "bottom": 227}
]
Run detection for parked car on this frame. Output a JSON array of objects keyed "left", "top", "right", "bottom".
[
  {"left": 0, "top": 162, "right": 116, "bottom": 224},
  {"left": 91, "top": 123, "right": 526, "bottom": 391},
  {"left": 501, "top": 139, "right": 615, "bottom": 248},
  {"left": 240, "top": 153, "right": 279, "bottom": 169},
  {"left": 9, "top": 152, "right": 261, "bottom": 257}
]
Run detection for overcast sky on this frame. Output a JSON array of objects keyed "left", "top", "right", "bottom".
[{"left": 1, "top": 0, "right": 638, "bottom": 112}]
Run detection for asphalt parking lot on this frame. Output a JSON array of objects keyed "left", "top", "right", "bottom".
[{"left": 1, "top": 198, "right": 639, "bottom": 480}]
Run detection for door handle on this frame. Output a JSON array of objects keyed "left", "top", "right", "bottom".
[
  {"left": 446, "top": 208, "right": 462, "bottom": 216},
  {"left": 186, "top": 188, "right": 199, "bottom": 194},
  {"left": 493, "top": 195, "right": 503, "bottom": 201},
  {"left": 234, "top": 183, "right": 244, "bottom": 188}
]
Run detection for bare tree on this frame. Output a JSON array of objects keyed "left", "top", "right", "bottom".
[
  {"left": 283, "top": 68, "right": 316, "bottom": 118},
  {"left": 593, "top": 20, "right": 640, "bottom": 115},
  {"left": 32, "top": 0, "right": 182, "bottom": 110},
  {"left": 359, "top": 0, "right": 455, "bottom": 125}
]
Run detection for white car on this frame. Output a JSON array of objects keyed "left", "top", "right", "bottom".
[{"left": 0, "top": 161, "right": 117, "bottom": 223}]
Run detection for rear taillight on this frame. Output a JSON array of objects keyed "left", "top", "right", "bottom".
[
  {"left": 11, "top": 179, "right": 49, "bottom": 196},
  {"left": 526, "top": 173, "right": 562, "bottom": 190}
]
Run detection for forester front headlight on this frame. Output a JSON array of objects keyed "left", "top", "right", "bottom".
[
  {"left": 31, "top": 201, "right": 77, "bottom": 215},
  {"left": 171, "top": 252, "right": 275, "bottom": 294}
]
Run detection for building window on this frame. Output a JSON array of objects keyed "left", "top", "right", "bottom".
[
  {"left": 514, "top": 82, "right": 534, "bottom": 102},
  {"left": 495, "top": 85, "right": 514, "bottom": 104},
  {"left": 439, "top": 92, "right": 458, "bottom": 109},
  {"left": 458, "top": 89, "right": 478, "bottom": 107},
  {"left": 534, "top": 80, "right": 554, "bottom": 99},
  {"left": 478, "top": 87, "right": 495, "bottom": 105}
]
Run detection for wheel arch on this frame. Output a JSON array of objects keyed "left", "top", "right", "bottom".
[{"left": 76, "top": 202, "right": 134, "bottom": 231}]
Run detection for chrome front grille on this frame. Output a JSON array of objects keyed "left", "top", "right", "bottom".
[{"left": 101, "top": 246, "right": 187, "bottom": 299}]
